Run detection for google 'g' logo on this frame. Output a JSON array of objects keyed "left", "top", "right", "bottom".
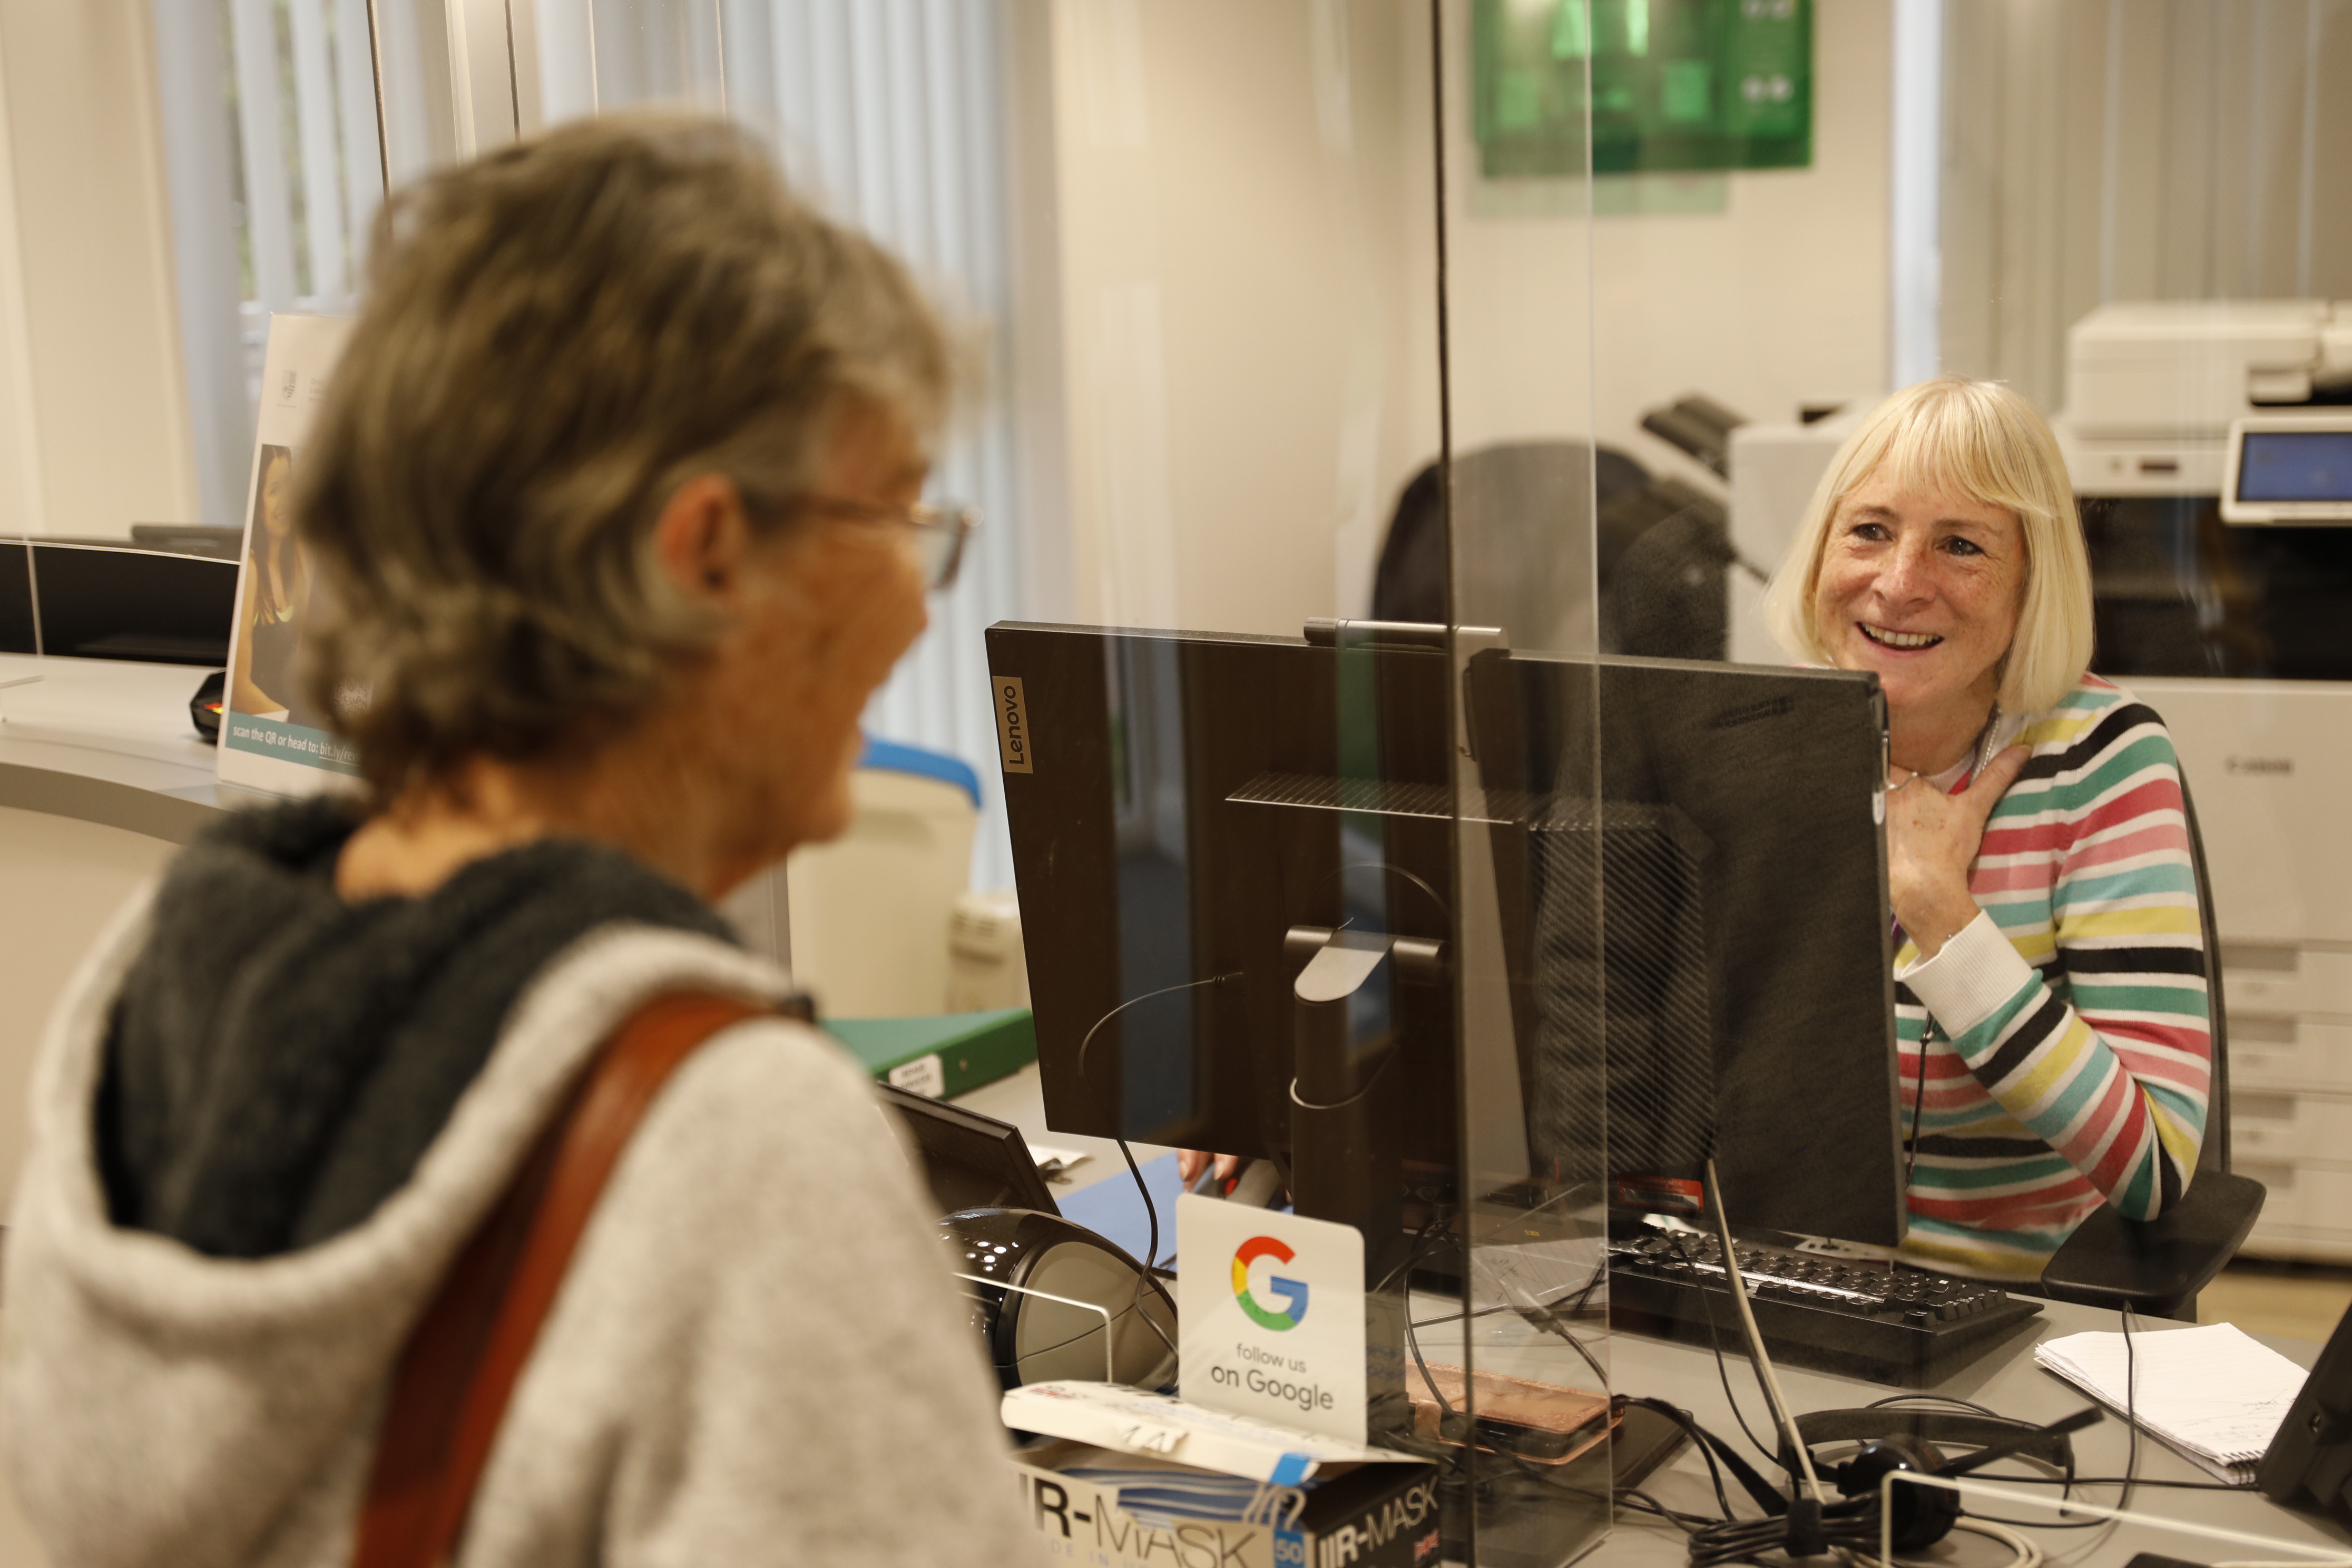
[{"left": 1232, "top": 1236, "right": 1310, "bottom": 1331}]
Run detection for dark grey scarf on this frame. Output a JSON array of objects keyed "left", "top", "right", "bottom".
[{"left": 96, "top": 795, "right": 733, "bottom": 1259}]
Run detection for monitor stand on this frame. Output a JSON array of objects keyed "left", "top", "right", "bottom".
[{"left": 1287, "top": 924, "right": 1437, "bottom": 1440}]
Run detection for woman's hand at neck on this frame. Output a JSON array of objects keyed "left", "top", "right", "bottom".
[{"left": 1886, "top": 744, "right": 2031, "bottom": 957}]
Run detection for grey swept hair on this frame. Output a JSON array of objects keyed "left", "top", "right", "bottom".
[{"left": 294, "top": 110, "right": 949, "bottom": 798}]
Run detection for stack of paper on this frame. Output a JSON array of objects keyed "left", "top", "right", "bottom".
[{"left": 2035, "top": 1322, "right": 2308, "bottom": 1483}]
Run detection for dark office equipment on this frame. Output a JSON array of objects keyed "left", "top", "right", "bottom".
[
  {"left": 876, "top": 1082, "right": 1061, "bottom": 1218},
  {"left": 1594, "top": 471, "right": 1771, "bottom": 663},
  {"left": 1371, "top": 442, "right": 1751, "bottom": 663},
  {"left": 1638, "top": 393, "right": 1747, "bottom": 478},
  {"left": 190, "top": 671, "right": 225, "bottom": 742},
  {"left": 1610, "top": 1401, "right": 1693, "bottom": 1494},
  {"left": 2079, "top": 496, "right": 2352, "bottom": 681},
  {"left": 2038, "top": 779, "right": 2263, "bottom": 1320},
  {"left": 990, "top": 623, "right": 1905, "bottom": 1250},
  {"left": 0, "top": 542, "right": 236, "bottom": 665},
  {"left": 1371, "top": 440, "right": 1647, "bottom": 651},
  {"left": 1605, "top": 1229, "right": 2041, "bottom": 1384},
  {"left": 938, "top": 1207, "right": 1175, "bottom": 1390},
  {"left": 2258, "top": 1296, "right": 2352, "bottom": 1520},
  {"left": 1595, "top": 472, "right": 1720, "bottom": 571}
]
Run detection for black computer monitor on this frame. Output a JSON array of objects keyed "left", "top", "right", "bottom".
[
  {"left": 0, "top": 542, "right": 238, "bottom": 664},
  {"left": 877, "top": 1082, "right": 1063, "bottom": 1217},
  {"left": 987, "top": 621, "right": 1904, "bottom": 1248}
]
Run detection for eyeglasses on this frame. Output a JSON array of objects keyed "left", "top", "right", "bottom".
[{"left": 797, "top": 497, "right": 976, "bottom": 591}]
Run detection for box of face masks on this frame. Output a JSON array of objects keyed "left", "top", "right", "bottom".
[{"left": 1005, "top": 1382, "right": 1439, "bottom": 1568}]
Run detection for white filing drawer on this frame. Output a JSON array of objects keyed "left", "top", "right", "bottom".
[
  {"left": 2222, "top": 943, "right": 2352, "bottom": 1017},
  {"left": 2237, "top": 1158, "right": 2352, "bottom": 1264},
  {"left": 2232, "top": 1089, "right": 2352, "bottom": 1163},
  {"left": 2229, "top": 1013, "right": 2352, "bottom": 1093}
]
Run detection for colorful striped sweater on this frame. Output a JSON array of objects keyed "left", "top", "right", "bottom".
[{"left": 1892, "top": 675, "right": 2211, "bottom": 1281}]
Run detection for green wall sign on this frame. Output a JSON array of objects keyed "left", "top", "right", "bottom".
[{"left": 1473, "top": 0, "right": 1813, "bottom": 178}]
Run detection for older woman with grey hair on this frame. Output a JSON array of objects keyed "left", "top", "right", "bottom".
[{"left": 2, "top": 115, "right": 1030, "bottom": 1566}]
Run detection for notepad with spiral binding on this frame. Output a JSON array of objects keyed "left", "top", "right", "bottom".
[{"left": 2035, "top": 1323, "right": 2306, "bottom": 1484}]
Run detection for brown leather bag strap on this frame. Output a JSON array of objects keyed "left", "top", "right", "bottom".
[{"left": 355, "top": 992, "right": 769, "bottom": 1568}]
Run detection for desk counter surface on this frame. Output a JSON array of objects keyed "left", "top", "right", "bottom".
[
  {"left": 0, "top": 655, "right": 245, "bottom": 841},
  {"left": 959, "top": 1064, "right": 2352, "bottom": 1568}
]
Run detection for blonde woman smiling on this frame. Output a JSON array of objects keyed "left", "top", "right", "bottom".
[{"left": 1765, "top": 376, "right": 2210, "bottom": 1281}]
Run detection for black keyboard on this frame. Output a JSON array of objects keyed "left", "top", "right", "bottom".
[{"left": 1606, "top": 1231, "right": 2043, "bottom": 1384}]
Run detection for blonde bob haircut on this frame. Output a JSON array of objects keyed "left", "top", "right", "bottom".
[{"left": 1761, "top": 375, "right": 2094, "bottom": 717}]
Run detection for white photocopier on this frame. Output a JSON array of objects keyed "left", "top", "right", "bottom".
[
  {"left": 1727, "top": 301, "right": 2352, "bottom": 1260},
  {"left": 2060, "top": 301, "right": 2352, "bottom": 1262}
]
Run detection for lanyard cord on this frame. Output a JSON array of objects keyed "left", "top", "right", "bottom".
[{"left": 1896, "top": 704, "right": 2006, "bottom": 1194}]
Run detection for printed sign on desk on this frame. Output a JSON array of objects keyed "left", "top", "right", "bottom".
[
  {"left": 217, "top": 313, "right": 357, "bottom": 796},
  {"left": 1177, "top": 1195, "right": 1368, "bottom": 1444}
]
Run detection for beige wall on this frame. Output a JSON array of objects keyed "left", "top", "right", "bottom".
[
  {"left": 1583, "top": 0, "right": 1892, "bottom": 485},
  {"left": 0, "top": 1, "right": 195, "bottom": 540},
  {"left": 1942, "top": 0, "right": 2352, "bottom": 415},
  {"left": 1021, "top": 0, "right": 1893, "bottom": 632},
  {"left": 1031, "top": 0, "right": 1435, "bottom": 638},
  {"left": 0, "top": 807, "right": 173, "bottom": 1211}
]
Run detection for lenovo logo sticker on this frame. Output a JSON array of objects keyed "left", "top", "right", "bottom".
[{"left": 994, "top": 677, "right": 1034, "bottom": 774}]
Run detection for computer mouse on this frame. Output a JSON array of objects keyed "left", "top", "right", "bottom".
[
  {"left": 1188, "top": 1158, "right": 1287, "bottom": 1208},
  {"left": 190, "top": 670, "right": 225, "bottom": 742},
  {"left": 938, "top": 1207, "right": 1176, "bottom": 1390}
]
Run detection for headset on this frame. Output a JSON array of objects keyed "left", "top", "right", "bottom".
[
  {"left": 1622, "top": 1398, "right": 2101, "bottom": 1555},
  {"left": 1798, "top": 1405, "right": 2104, "bottom": 1551}
]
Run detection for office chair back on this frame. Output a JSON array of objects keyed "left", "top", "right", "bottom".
[
  {"left": 1372, "top": 442, "right": 1651, "bottom": 652},
  {"left": 2037, "top": 766, "right": 2263, "bottom": 1318},
  {"left": 2184, "top": 776, "right": 2231, "bottom": 1174}
]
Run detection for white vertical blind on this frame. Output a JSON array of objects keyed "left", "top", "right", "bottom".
[
  {"left": 333, "top": 0, "right": 386, "bottom": 247},
  {"left": 227, "top": 0, "right": 300, "bottom": 316},
  {"left": 158, "top": 1, "right": 1023, "bottom": 887},
  {"left": 155, "top": 0, "right": 387, "bottom": 507},
  {"left": 222, "top": 0, "right": 383, "bottom": 317},
  {"left": 535, "top": 0, "right": 1025, "bottom": 889},
  {"left": 1939, "top": 0, "right": 2352, "bottom": 409}
]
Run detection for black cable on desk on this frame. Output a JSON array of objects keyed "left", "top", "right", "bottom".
[
  {"left": 1668, "top": 1232, "right": 1783, "bottom": 1466},
  {"left": 1397, "top": 1214, "right": 1460, "bottom": 1424},
  {"left": 1115, "top": 1138, "right": 1177, "bottom": 1362},
  {"left": 2021, "top": 1306, "right": 2142, "bottom": 1561},
  {"left": 1619, "top": 1487, "right": 1717, "bottom": 1536}
]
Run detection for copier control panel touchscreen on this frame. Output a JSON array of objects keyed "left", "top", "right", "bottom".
[{"left": 2223, "top": 417, "right": 2352, "bottom": 524}]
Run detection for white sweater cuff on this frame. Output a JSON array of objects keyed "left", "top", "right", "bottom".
[{"left": 1896, "top": 910, "right": 2039, "bottom": 1041}]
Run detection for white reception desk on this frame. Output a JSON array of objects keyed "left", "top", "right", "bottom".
[{"left": 0, "top": 655, "right": 258, "bottom": 1209}]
